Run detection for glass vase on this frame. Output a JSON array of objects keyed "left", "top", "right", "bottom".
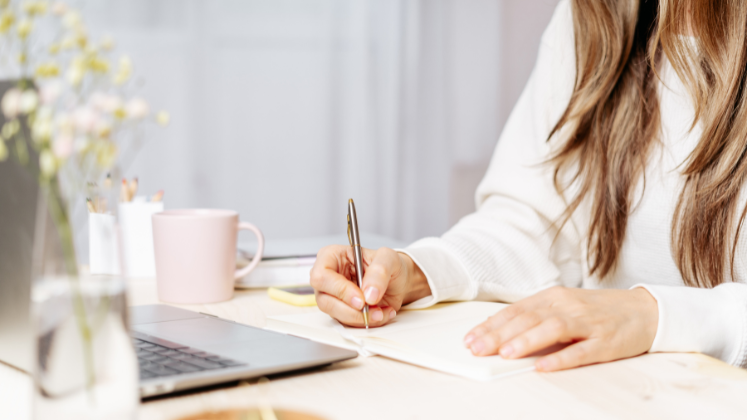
[{"left": 30, "top": 175, "right": 138, "bottom": 420}]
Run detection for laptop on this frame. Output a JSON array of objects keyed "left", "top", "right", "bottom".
[{"left": 0, "top": 153, "right": 357, "bottom": 398}]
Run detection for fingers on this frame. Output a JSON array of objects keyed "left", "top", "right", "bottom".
[
  {"left": 536, "top": 340, "right": 600, "bottom": 372},
  {"left": 464, "top": 304, "right": 524, "bottom": 347},
  {"left": 499, "top": 316, "right": 586, "bottom": 359},
  {"left": 315, "top": 292, "right": 396, "bottom": 328},
  {"left": 360, "top": 247, "right": 402, "bottom": 306},
  {"left": 310, "top": 245, "right": 365, "bottom": 310},
  {"left": 467, "top": 311, "right": 547, "bottom": 356}
]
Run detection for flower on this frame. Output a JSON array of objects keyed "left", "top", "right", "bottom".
[
  {"left": 19, "top": 89, "right": 38, "bottom": 114},
  {"left": 1, "top": 88, "right": 21, "bottom": 118},
  {"left": 156, "top": 110, "right": 170, "bottom": 126},
  {"left": 66, "top": 56, "right": 84, "bottom": 86},
  {"left": 16, "top": 18, "right": 32, "bottom": 39},
  {"left": 32, "top": 114, "right": 53, "bottom": 144},
  {"left": 113, "top": 55, "right": 131, "bottom": 85},
  {"left": 100, "top": 34, "right": 114, "bottom": 51},
  {"left": 125, "top": 97, "right": 149, "bottom": 119},
  {"left": 62, "top": 10, "right": 80, "bottom": 29},
  {"left": 52, "top": 1, "right": 66, "bottom": 16},
  {"left": 52, "top": 133, "right": 73, "bottom": 159},
  {"left": 35, "top": 62, "right": 61, "bottom": 78},
  {"left": 22, "top": 1, "right": 47, "bottom": 16},
  {"left": 72, "top": 106, "right": 98, "bottom": 133},
  {"left": 39, "top": 148, "right": 56, "bottom": 178},
  {"left": 39, "top": 82, "right": 62, "bottom": 105},
  {"left": 0, "top": 10, "right": 14, "bottom": 33}
]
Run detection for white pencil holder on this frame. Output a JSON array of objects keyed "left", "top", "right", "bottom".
[
  {"left": 119, "top": 199, "right": 164, "bottom": 277},
  {"left": 89, "top": 212, "right": 122, "bottom": 275}
]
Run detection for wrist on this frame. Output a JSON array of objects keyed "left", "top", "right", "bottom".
[{"left": 399, "top": 252, "right": 432, "bottom": 304}]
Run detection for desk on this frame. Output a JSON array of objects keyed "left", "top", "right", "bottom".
[{"left": 3, "top": 278, "right": 747, "bottom": 420}]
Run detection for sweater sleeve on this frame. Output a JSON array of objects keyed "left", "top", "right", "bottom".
[
  {"left": 632, "top": 283, "right": 747, "bottom": 367},
  {"left": 401, "top": 0, "right": 582, "bottom": 309}
]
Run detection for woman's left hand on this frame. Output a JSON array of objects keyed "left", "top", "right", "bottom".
[{"left": 463, "top": 287, "right": 659, "bottom": 372}]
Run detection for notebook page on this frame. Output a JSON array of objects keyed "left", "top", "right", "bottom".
[{"left": 266, "top": 302, "right": 538, "bottom": 380}]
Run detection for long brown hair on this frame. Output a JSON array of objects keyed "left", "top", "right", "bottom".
[{"left": 550, "top": 0, "right": 747, "bottom": 288}]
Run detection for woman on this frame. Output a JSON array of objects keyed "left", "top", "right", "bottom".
[{"left": 310, "top": 0, "right": 747, "bottom": 372}]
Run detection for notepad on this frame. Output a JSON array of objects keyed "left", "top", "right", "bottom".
[{"left": 266, "top": 301, "right": 538, "bottom": 381}]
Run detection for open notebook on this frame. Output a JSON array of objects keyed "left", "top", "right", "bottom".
[{"left": 266, "top": 301, "right": 537, "bottom": 381}]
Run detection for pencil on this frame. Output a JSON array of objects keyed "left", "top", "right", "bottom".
[
  {"left": 129, "top": 177, "right": 138, "bottom": 201},
  {"left": 151, "top": 190, "right": 164, "bottom": 202},
  {"left": 120, "top": 178, "right": 129, "bottom": 202}
]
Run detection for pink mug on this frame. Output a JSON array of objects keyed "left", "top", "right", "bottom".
[{"left": 151, "top": 209, "right": 264, "bottom": 304}]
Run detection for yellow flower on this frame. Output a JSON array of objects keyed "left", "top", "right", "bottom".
[
  {"left": 0, "top": 140, "right": 7, "bottom": 161},
  {"left": 89, "top": 57, "right": 109, "bottom": 73},
  {"left": 17, "top": 52, "right": 26, "bottom": 64},
  {"left": 0, "top": 10, "right": 14, "bottom": 33},
  {"left": 16, "top": 19, "right": 32, "bottom": 39},
  {"left": 23, "top": 1, "right": 48, "bottom": 16},
  {"left": 156, "top": 110, "right": 170, "bottom": 126},
  {"left": 0, "top": 0, "right": 10, "bottom": 9},
  {"left": 48, "top": 42, "right": 60, "bottom": 55},
  {"left": 1, "top": 120, "right": 19, "bottom": 138},
  {"left": 74, "top": 28, "right": 87, "bottom": 48},
  {"left": 113, "top": 106, "right": 126, "bottom": 119},
  {"left": 113, "top": 55, "right": 132, "bottom": 85},
  {"left": 39, "top": 148, "right": 56, "bottom": 178},
  {"left": 35, "top": 62, "right": 60, "bottom": 78}
]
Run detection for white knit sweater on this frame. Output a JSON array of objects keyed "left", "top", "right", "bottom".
[{"left": 400, "top": 0, "right": 747, "bottom": 368}]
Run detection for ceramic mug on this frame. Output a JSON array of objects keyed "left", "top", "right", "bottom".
[{"left": 152, "top": 209, "right": 264, "bottom": 304}]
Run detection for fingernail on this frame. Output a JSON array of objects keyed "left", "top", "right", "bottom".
[
  {"left": 389, "top": 309, "right": 396, "bottom": 319},
  {"left": 372, "top": 309, "right": 384, "bottom": 322},
  {"left": 364, "top": 287, "right": 379, "bottom": 304},
  {"left": 464, "top": 334, "right": 475, "bottom": 346},
  {"left": 470, "top": 340, "right": 484, "bottom": 354},
  {"left": 537, "top": 359, "right": 550, "bottom": 371},
  {"left": 351, "top": 297, "right": 364, "bottom": 310},
  {"left": 500, "top": 344, "right": 514, "bottom": 358}
]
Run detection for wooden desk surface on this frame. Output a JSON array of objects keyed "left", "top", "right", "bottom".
[{"left": 3, "top": 278, "right": 747, "bottom": 420}]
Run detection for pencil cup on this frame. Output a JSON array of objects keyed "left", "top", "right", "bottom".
[
  {"left": 119, "top": 199, "right": 164, "bottom": 277},
  {"left": 89, "top": 212, "right": 122, "bottom": 275}
]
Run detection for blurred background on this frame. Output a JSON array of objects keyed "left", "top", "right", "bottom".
[{"left": 82, "top": 0, "right": 560, "bottom": 244}]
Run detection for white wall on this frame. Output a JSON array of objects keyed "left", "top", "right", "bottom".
[{"left": 80, "top": 0, "right": 560, "bottom": 244}]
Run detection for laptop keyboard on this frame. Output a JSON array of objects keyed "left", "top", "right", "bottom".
[{"left": 133, "top": 334, "right": 247, "bottom": 380}]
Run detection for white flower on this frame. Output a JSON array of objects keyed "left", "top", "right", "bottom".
[
  {"left": 52, "top": 133, "right": 73, "bottom": 159},
  {"left": 1, "top": 88, "right": 21, "bottom": 119},
  {"left": 67, "top": 56, "right": 85, "bottom": 86},
  {"left": 62, "top": 10, "right": 81, "bottom": 29},
  {"left": 39, "top": 149, "right": 57, "bottom": 177},
  {"left": 90, "top": 92, "right": 122, "bottom": 113},
  {"left": 19, "top": 90, "right": 38, "bottom": 114},
  {"left": 72, "top": 106, "right": 98, "bottom": 133},
  {"left": 125, "top": 97, "right": 149, "bottom": 119},
  {"left": 52, "top": 2, "right": 67, "bottom": 16},
  {"left": 39, "top": 82, "right": 62, "bottom": 105},
  {"left": 55, "top": 112, "right": 73, "bottom": 134},
  {"left": 31, "top": 107, "right": 53, "bottom": 143}
]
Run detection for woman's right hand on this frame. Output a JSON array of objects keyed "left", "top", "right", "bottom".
[{"left": 310, "top": 245, "right": 431, "bottom": 328}]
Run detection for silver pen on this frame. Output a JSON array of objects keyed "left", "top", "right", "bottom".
[{"left": 347, "top": 198, "right": 369, "bottom": 329}]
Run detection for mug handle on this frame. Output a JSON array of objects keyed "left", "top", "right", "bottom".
[{"left": 234, "top": 222, "right": 264, "bottom": 280}]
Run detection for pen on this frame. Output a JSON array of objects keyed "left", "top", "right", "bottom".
[{"left": 347, "top": 198, "right": 369, "bottom": 329}]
